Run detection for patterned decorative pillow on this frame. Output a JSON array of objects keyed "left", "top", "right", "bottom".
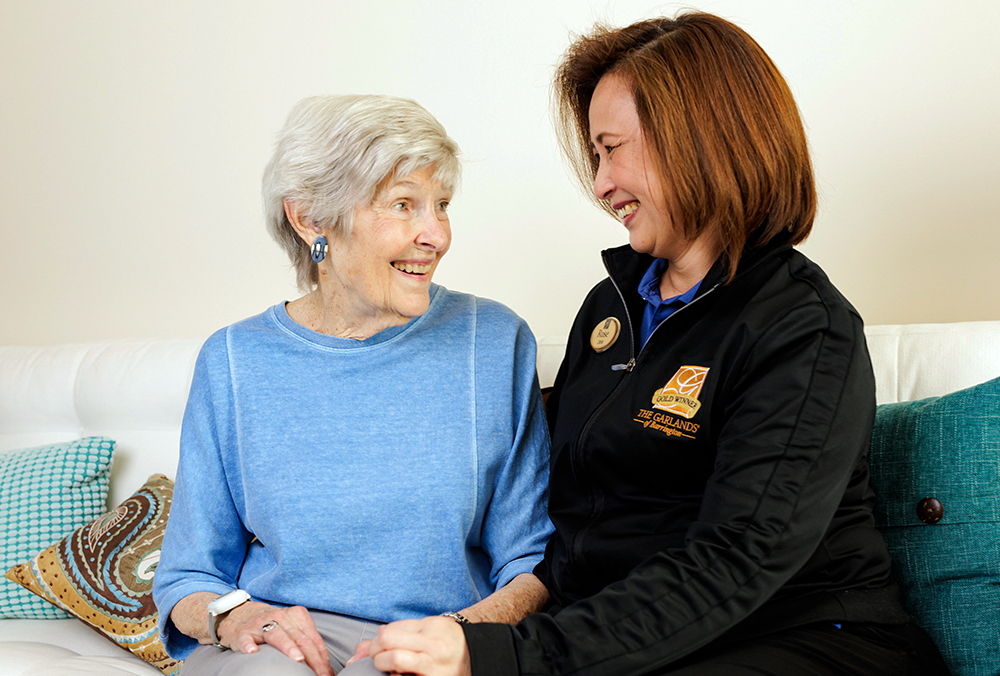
[
  {"left": 5, "top": 474, "right": 182, "bottom": 676},
  {"left": 0, "top": 436, "right": 114, "bottom": 618},
  {"left": 868, "top": 376, "right": 1000, "bottom": 676}
]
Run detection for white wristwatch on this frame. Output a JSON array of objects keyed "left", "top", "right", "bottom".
[{"left": 207, "top": 589, "right": 251, "bottom": 648}]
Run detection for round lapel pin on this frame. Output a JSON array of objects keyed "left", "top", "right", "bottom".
[{"left": 590, "top": 317, "right": 621, "bottom": 353}]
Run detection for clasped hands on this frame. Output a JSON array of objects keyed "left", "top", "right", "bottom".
[
  {"left": 349, "top": 615, "right": 470, "bottom": 676},
  {"left": 218, "top": 602, "right": 469, "bottom": 676}
]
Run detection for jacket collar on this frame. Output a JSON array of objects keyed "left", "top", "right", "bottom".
[{"left": 601, "top": 239, "right": 794, "bottom": 303}]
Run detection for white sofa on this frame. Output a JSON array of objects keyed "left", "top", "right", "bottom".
[{"left": 3, "top": 322, "right": 1000, "bottom": 676}]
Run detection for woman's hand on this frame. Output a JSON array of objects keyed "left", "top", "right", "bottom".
[
  {"left": 170, "top": 592, "right": 332, "bottom": 676},
  {"left": 362, "top": 616, "right": 470, "bottom": 676},
  {"left": 220, "top": 601, "right": 332, "bottom": 675},
  {"left": 347, "top": 574, "right": 544, "bottom": 672}
]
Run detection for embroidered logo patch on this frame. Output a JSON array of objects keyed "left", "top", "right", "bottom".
[{"left": 651, "top": 365, "right": 709, "bottom": 419}]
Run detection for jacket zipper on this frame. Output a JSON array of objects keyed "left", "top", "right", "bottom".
[
  {"left": 612, "top": 280, "right": 721, "bottom": 369},
  {"left": 568, "top": 264, "right": 720, "bottom": 567}
]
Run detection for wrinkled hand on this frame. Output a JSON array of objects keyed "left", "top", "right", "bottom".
[
  {"left": 218, "top": 601, "right": 332, "bottom": 676},
  {"left": 363, "top": 616, "right": 470, "bottom": 676}
]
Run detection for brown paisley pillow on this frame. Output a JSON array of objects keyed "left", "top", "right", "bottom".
[{"left": 5, "top": 474, "right": 182, "bottom": 675}]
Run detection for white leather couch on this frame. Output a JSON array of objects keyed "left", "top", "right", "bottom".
[{"left": 3, "top": 321, "right": 1000, "bottom": 676}]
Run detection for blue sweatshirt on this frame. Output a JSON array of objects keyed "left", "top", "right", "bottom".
[{"left": 153, "top": 285, "right": 553, "bottom": 659}]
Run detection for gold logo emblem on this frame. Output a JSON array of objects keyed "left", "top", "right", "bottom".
[
  {"left": 651, "top": 365, "right": 709, "bottom": 419},
  {"left": 590, "top": 317, "right": 621, "bottom": 353}
]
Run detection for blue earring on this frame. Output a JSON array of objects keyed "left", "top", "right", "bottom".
[{"left": 310, "top": 235, "right": 328, "bottom": 263}]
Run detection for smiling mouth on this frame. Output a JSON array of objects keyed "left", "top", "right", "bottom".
[
  {"left": 615, "top": 202, "right": 638, "bottom": 220},
  {"left": 392, "top": 261, "right": 433, "bottom": 275}
]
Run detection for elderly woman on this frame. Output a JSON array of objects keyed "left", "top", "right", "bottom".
[
  {"left": 361, "top": 13, "right": 951, "bottom": 676},
  {"left": 152, "top": 95, "right": 552, "bottom": 676}
]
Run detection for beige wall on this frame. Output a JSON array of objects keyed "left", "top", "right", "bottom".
[{"left": 2, "top": 0, "right": 998, "bottom": 346}]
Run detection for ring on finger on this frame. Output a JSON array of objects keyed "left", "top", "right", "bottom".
[{"left": 261, "top": 621, "right": 279, "bottom": 633}]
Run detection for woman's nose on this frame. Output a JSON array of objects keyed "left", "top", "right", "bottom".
[
  {"left": 417, "top": 210, "right": 451, "bottom": 251},
  {"left": 592, "top": 162, "right": 615, "bottom": 201}
]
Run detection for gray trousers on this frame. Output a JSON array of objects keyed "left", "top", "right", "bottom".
[{"left": 180, "top": 610, "right": 386, "bottom": 675}]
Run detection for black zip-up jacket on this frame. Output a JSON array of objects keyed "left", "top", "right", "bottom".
[{"left": 463, "top": 242, "right": 910, "bottom": 675}]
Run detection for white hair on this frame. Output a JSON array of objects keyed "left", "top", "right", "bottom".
[{"left": 262, "top": 94, "right": 461, "bottom": 290}]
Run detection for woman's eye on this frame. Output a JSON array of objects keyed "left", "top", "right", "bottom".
[
  {"left": 438, "top": 201, "right": 450, "bottom": 212},
  {"left": 391, "top": 201, "right": 408, "bottom": 211},
  {"left": 605, "top": 144, "right": 620, "bottom": 156}
]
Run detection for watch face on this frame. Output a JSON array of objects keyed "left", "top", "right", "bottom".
[{"left": 208, "top": 589, "right": 251, "bottom": 614}]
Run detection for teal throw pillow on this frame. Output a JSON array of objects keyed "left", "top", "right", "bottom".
[
  {"left": 869, "top": 377, "right": 1000, "bottom": 676},
  {"left": 0, "top": 436, "right": 114, "bottom": 618}
]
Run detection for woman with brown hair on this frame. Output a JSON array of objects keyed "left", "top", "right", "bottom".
[{"left": 357, "top": 12, "right": 950, "bottom": 675}]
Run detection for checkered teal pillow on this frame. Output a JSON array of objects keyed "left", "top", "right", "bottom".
[
  {"left": 869, "top": 376, "right": 1000, "bottom": 676},
  {"left": 0, "top": 436, "right": 114, "bottom": 618}
]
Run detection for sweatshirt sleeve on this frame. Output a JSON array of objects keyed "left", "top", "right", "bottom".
[
  {"left": 474, "top": 302, "right": 554, "bottom": 590},
  {"left": 152, "top": 329, "right": 255, "bottom": 659},
  {"left": 467, "top": 295, "right": 877, "bottom": 675}
]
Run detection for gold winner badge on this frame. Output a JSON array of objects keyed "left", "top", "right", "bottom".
[
  {"left": 590, "top": 317, "right": 621, "bottom": 353},
  {"left": 651, "top": 365, "right": 710, "bottom": 419}
]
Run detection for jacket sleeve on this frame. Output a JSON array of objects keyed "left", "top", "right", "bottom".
[
  {"left": 475, "top": 305, "right": 555, "bottom": 590},
  {"left": 152, "top": 329, "right": 255, "bottom": 659},
  {"left": 465, "top": 296, "right": 877, "bottom": 676}
]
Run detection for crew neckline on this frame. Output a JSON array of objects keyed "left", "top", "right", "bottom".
[{"left": 269, "top": 284, "right": 441, "bottom": 350}]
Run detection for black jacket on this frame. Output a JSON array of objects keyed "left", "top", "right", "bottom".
[{"left": 464, "top": 242, "right": 909, "bottom": 676}]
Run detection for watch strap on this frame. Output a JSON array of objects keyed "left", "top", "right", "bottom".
[{"left": 207, "top": 589, "right": 252, "bottom": 648}]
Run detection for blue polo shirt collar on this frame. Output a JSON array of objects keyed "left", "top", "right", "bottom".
[{"left": 638, "top": 258, "right": 703, "bottom": 347}]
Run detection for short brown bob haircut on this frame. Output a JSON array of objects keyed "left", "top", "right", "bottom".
[{"left": 553, "top": 12, "right": 816, "bottom": 279}]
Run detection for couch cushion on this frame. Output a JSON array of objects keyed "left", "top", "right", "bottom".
[
  {"left": 868, "top": 376, "right": 1000, "bottom": 676},
  {"left": 0, "top": 437, "right": 114, "bottom": 619},
  {"left": 5, "top": 475, "right": 180, "bottom": 676},
  {"left": 0, "top": 641, "right": 160, "bottom": 676},
  {"left": 0, "top": 340, "right": 200, "bottom": 509},
  {"left": 0, "top": 618, "right": 140, "bottom": 656}
]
